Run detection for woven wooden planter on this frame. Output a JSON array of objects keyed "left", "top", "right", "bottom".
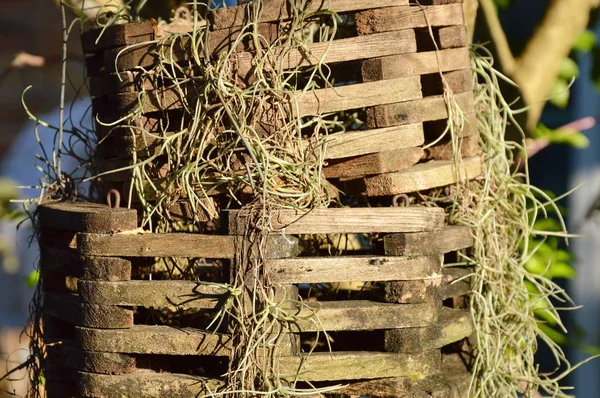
[{"left": 40, "top": 1, "right": 480, "bottom": 396}]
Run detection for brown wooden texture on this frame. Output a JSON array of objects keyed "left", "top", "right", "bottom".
[
  {"left": 78, "top": 280, "right": 228, "bottom": 309},
  {"left": 77, "top": 233, "right": 235, "bottom": 258},
  {"left": 424, "top": 134, "right": 479, "bottom": 161},
  {"left": 324, "top": 123, "right": 425, "bottom": 160},
  {"left": 228, "top": 207, "right": 444, "bottom": 234},
  {"left": 386, "top": 277, "right": 443, "bottom": 304},
  {"left": 267, "top": 255, "right": 442, "bottom": 284},
  {"left": 384, "top": 226, "right": 474, "bottom": 256},
  {"left": 38, "top": 201, "right": 137, "bottom": 234},
  {"left": 365, "top": 156, "right": 482, "bottom": 196},
  {"left": 76, "top": 325, "right": 232, "bottom": 356},
  {"left": 292, "top": 300, "right": 438, "bottom": 332},
  {"left": 384, "top": 308, "right": 473, "bottom": 353},
  {"left": 47, "top": 342, "right": 136, "bottom": 375},
  {"left": 81, "top": 21, "right": 155, "bottom": 53},
  {"left": 44, "top": 293, "right": 134, "bottom": 329},
  {"left": 210, "top": 0, "right": 411, "bottom": 30},
  {"left": 76, "top": 371, "right": 223, "bottom": 398},
  {"left": 40, "top": 245, "right": 81, "bottom": 277},
  {"left": 80, "top": 256, "right": 132, "bottom": 282},
  {"left": 294, "top": 76, "right": 422, "bottom": 116},
  {"left": 279, "top": 350, "right": 440, "bottom": 381},
  {"left": 355, "top": 4, "right": 464, "bottom": 35},
  {"left": 444, "top": 266, "right": 473, "bottom": 299},
  {"left": 367, "top": 90, "right": 474, "bottom": 128},
  {"left": 324, "top": 147, "right": 424, "bottom": 179},
  {"left": 361, "top": 48, "right": 471, "bottom": 81}
]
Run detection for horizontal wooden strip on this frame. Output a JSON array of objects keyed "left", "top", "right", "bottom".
[
  {"left": 384, "top": 308, "right": 473, "bottom": 352},
  {"left": 77, "top": 233, "right": 235, "bottom": 258},
  {"left": 438, "top": 25, "right": 468, "bottom": 49},
  {"left": 356, "top": 4, "right": 464, "bottom": 35},
  {"left": 38, "top": 201, "right": 137, "bottom": 234},
  {"left": 236, "top": 29, "right": 417, "bottom": 74},
  {"left": 267, "top": 255, "right": 442, "bottom": 284},
  {"left": 324, "top": 147, "right": 424, "bottom": 179},
  {"left": 361, "top": 47, "right": 471, "bottom": 82},
  {"left": 76, "top": 371, "right": 223, "bottom": 398},
  {"left": 40, "top": 245, "right": 81, "bottom": 277},
  {"left": 210, "top": 0, "right": 411, "bottom": 30},
  {"left": 280, "top": 350, "right": 440, "bottom": 381},
  {"left": 228, "top": 207, "right": 444, "bottom": 234},
  {"left": 384, "top": 226, "right": 474, "bottom": 256},
  {"left": 292, "top": 300, "right": 438, "bottom": 331},
  {"left": 295, "top": 76, "right": 422, "bottom": 116},
  {"left": 76, "top": 325, "right": 232, "bottom": 356},
  {"left": 367, "top": 91, "right": 475, "bottom": 128},
  {"left": 47, "top": 342, "right": 136, "bottom": 375},
  {"left": 365, "top": 156, "right": 482, "bottom": 196},
  {"left": 44, "top": 293, "right": 133, "bottom": 328},
  {"left": 324, "top": 123, "right": 425, "bottom": 160},
  {"left": 78, "top": 280, "right": 228, "bottom": 309},
  {"left": 444, "top": 266, "right": 473, "bottom": 299},
  {"left": 81, "top": 21, "right": 155, "bottom": 53},
  {"left": 424, "top": 134, "right": 479, "bottom": 161}
]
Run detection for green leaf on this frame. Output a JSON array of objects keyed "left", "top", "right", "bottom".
[
  {"left": 549, "top": 129, "right": 590, "bottom": 148},
  {"left": 549, "top": 78, "right": 570, "bottom": 108},
  {"left": 549, "top": 262, "right": 577, "bottom": 279},
  {"left": 559, "top": 57, "right": 580, "bottom": 80},
  {"left": 538, "top": 323, "right": 568, "bottom": 345},
  {"left": 26, "top": 270, "right": 40, "bottom": 288},
  {"left": 573, "top": 30, "right": 596, "bottom": 53}
]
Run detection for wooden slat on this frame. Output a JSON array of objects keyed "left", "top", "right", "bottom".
[
  {"left": 44, "top": 293, "right": 133, "bottom": 329},
  {"left": 38, "top": 201, "right": 137, "bottom": 234},
  {"left": 444, "top": 266, "right": 473, "bottom": 299},
  {"left": 47, "top": 342, "right": 136, "bottom": 375},
  {"left": 40, "top": 245, "right": 81, "bottom": 277},
  {"left": 365, "top": 156, "right": 482, "bottom": 196},
  {"left": 78, "top": 280, "right": 228, "bottom": 309},
  {"left": 384, "top": 226, "right": 473, "bottom": 256},
  {"left": 210, "top": 0, "right": 411, "bottom": 30},
  {"left": 77, "top": 233, "right": 235, "bottom": 258},
  {"left": 267, "top": 255, "right": 441, "bottom": 284},
  {"left": 367, "top": 91, "right": 475, "bottom": 128},
  {"left": 294, "top": 76, "right": 422, "bottom": 116},
  {"left": 228, "top": 207, "right": 444, "bottom": 234},
  {"left": 438, "top": 25, "right": 468, "bottom": 49},
  {"left": 324, "top": 147, "right": 424, "bottom": 179},
  {"left": 236, "top": 29, "right": 417, "bottom": 74},
  {"left": 324, "top": 123, "right": 425, "bottom": 160},
  {"left": 81, "top": 21, "right": 155, "bottom": 53},
  {"left": 279, "top": 351, "right": 440, "bottom": 381},
  {"left": 385, "top": 308, "right": 473, "bottom": 352},
  {"left": 76, "top": 371, "right": 223, "bottom": 398},
  {"left": 292, "top": 300, "right": 438, "bottom": 332},
  {"left": 424, "top": 134, "right": 479, "bottom": 161},
  {"left": 76, "top": 325, "right": 232, "bottom": 356},
  {"left": 361, "top": 48, "right": 471, "bottom": 81},
  {"left": 355, "top": 4, "right": 464, "bottom": 35}
]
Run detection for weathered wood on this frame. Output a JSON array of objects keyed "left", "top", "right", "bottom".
[
  {"left": 228, "top": 207, "right": 444, "bottom": 234},
  {"left": 292, "top": 300, "right": 438, "bottom": 332},
  {"left": 40, "top": 245, "right": 81, "bottom": 277},
  {"left": 279, "top": 351, "right": 440, "bottom": 381},
  {"left": 361, "top": 48, "right": 471, "bottom": 82},
  {"left": 38, "top": 201, "right": 138, "bottom": 234},
  {"left": 236, "top": 30, "right": 417, "bottom": 74},
  {"left": 421, "top": 69, "right": 474, "bottom": 97},
  {"left": 44, "top": 293, "right": 133, "bottom": 328},
  {"left": 424, "top": 134, "right": 479, "bottom": 161},
  {"left": 78, "top": 280, "right": 229, "bottom": 309},
  {"left": 267, "top": 255, "right": 442, "bottom": 284},
  {"left": 384, "top": 226, "right": 474, "bottom": 256},
  {"left": 81, "top": 21, "right": 155, "bottom": 53},
  {"left": 444, "top": 266, "right": 473, "bottom": 299},
  {"left": 355, "top": 4, "right": 464, "bottom": 35},
  {"left": 367, "top": 91, "right": 475, "bottom": 128},
  {"left": 295, "top": 76, "right": 422, "bottom": 116},
  {"left": 77, "top": 233, "right": 235, "bottom": 258},
  {"left": 385, "top": 276, "right": 443, "bottom": 304},
  {"left": 81, "top": 256, "right": 132, "bottom": 281},
  {"left": 76, "top": 325, "right": 232, "bottom": 356},
  {"left": 437, "top": 25, "right": 468, "bottom": 49},
  {"left": 385, "top": 308, "right": 473, "bottom": 352},
  {"left": 76, "top": 371, "right": 223, "bottom": 398},
  {"left": 324, "top": 123, "right": 425, "bottom": 160},
  {"left": 324, "top": 147, "right": 424, "bottom": 179},
  {"left": 47, "top": 342, "right": 136, "bottom": 375},
  {"left": 365, "top": 156, "right": 482, "bottom": 196},
  {"left": 210, "top": 0, "right": 411, "bottom": 30},
  {"left": 332, "top": 358, "right": 470, "bottom": 398},
  {"left": 92, "top": 86, "right": 189, "bottom": 117}
]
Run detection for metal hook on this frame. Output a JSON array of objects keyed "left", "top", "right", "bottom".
[
  {"left": 392, "top": 194, "right": 410, "bottom": 207},
  {"left": 106, "top": 189, "right": 121, "bottom": 209}
]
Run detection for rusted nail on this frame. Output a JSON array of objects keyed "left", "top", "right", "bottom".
[
  {"left": 106, "top": 189, "right": 121, "bottom": 209},
  {"left": 392, "top": 194, "right": 410, "bottom": 207}
]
